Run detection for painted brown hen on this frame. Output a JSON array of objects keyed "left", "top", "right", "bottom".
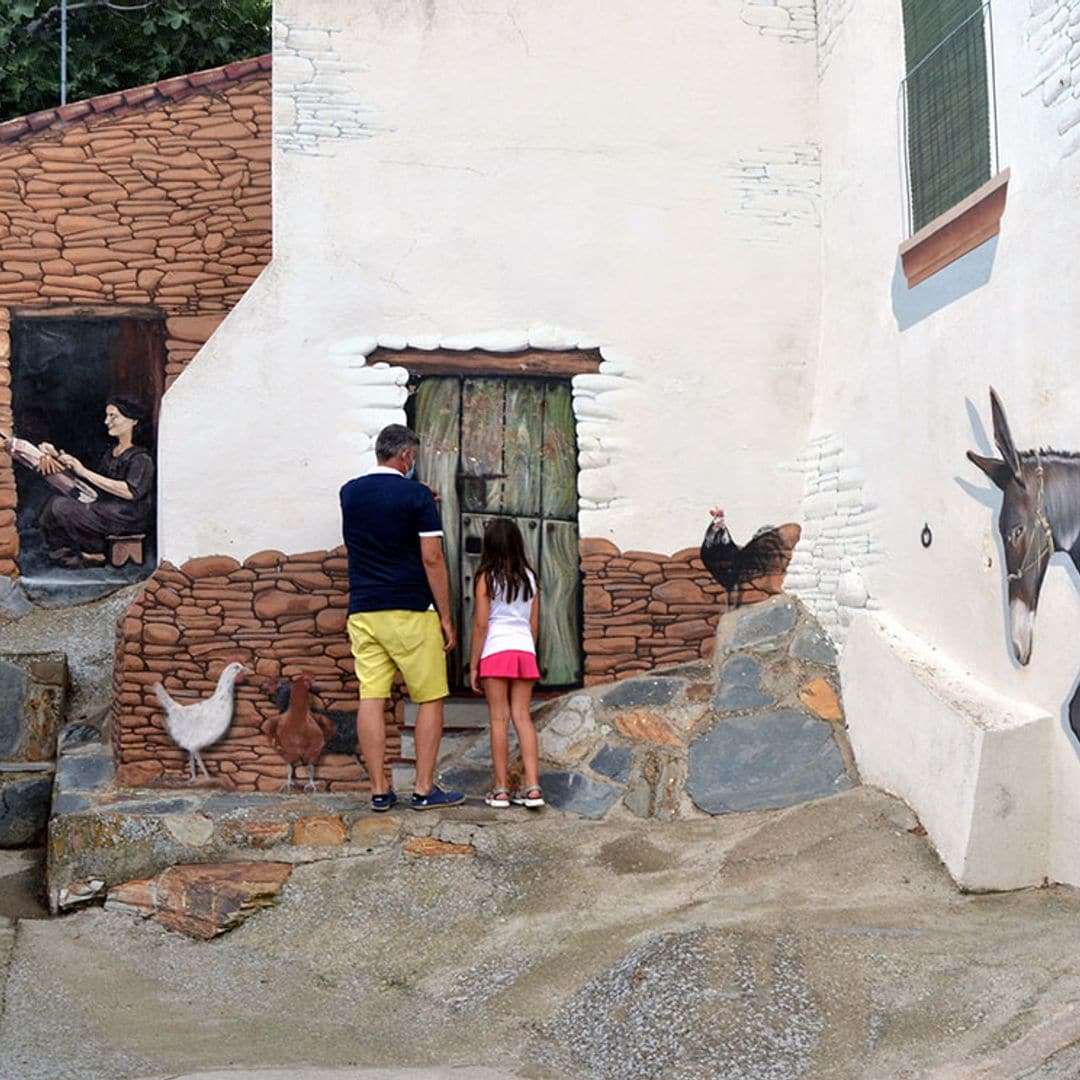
[{"left": 264, "top": 673, "right": 336, "bottom": 792}]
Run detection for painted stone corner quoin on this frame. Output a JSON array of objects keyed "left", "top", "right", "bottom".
[{"left": 112, "top": 519, "right": 801, "bottom": 792}]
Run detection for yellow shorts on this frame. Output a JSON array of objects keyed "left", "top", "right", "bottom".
[{"left": 347, "top": 609, "right": 449, "bottom": 703}]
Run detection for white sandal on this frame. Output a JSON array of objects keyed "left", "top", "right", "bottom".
[
  {"left": 484, "top": 788, "right": 511, "bottom": 809},
  {"left": 512, "top": 786, "right": 545, "bottom": 809}
]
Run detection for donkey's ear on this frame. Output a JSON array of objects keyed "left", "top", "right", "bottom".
[
  {"left": 967, "top": 450, "right": 1014, "bottom": 490},
  {"left": 989, "top": 387, "right": 1023, "bottom": 484}
]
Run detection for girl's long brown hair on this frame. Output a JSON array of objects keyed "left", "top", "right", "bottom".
[{"left": 476, "top": 518, "right": 534, "bottom": 602}]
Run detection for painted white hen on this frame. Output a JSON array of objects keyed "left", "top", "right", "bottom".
[{"left": 153, "top": 661, "right": 251, "bottom": 781}]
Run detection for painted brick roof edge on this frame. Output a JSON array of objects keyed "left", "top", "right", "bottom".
[{"left": 0, "top": 54, "right": 272, "bottom": 144}]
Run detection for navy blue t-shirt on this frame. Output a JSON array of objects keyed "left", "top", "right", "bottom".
[{"left": 340, "top": 468, "right": 444, "bottom": 614}]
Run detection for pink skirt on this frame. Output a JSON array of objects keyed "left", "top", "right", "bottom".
[{"left": 478, "top": 649, "right": 540, "bottom": 680}]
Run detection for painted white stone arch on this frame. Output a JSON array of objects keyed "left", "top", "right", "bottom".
[{"left": 329, "top": 328, "right": 636, "bottom": 541}]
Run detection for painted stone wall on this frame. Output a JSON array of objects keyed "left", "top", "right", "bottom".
[
  {"left": 0, "top": 56, "right": 271, "bottom": 337},
  {"left": 113, "top": 536, "right": 798, "bottom": 790},
  {"left": 1024, "top": 0, "right": 1080, "bottom": 158},
  {"left": 110, "top": 547, "right": 388, "bottom": 792},
  {"left": 0, "top": 57, "right": 272, "bottom": 579},
  {"left": 581, "top": 539, "right": 791, "bottom": 684}
]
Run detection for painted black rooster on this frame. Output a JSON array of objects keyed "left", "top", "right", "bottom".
[{"left": 699, "top": 508, "right": 800, "bottom": 602}]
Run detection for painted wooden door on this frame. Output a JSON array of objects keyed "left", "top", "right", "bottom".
[{"left": 413, "top": 376, "right": 581, "bottom": 688}]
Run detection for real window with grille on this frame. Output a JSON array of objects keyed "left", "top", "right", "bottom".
[{"left": 901, "top": 0, "right": 994, "bottom": 234}]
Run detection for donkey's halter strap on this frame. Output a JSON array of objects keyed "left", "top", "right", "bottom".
[{"left": 1007, "top": 452, "right": 1055, "bottom": 582}]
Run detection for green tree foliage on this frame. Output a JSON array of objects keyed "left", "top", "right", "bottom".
[{"left": 0, "top": 0, "right": 272, "bottom": 121}]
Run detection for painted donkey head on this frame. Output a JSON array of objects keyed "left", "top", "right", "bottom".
[{"left": 967, "top": 388, "right": 1057, "bottom": 665}]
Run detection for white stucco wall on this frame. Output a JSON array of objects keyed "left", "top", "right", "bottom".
[
  {"left": 160, "top": 0, "right": 821, "bottom": 563},
  {"left": 156, "top": 0, "right": 1080, "bottom": 888},
  {"left": 804, "top": 1, "right": 1080, "bottom": 885}
]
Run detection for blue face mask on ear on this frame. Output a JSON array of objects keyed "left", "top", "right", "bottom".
[{"left": 405, "top": 462, "right": 416, "bottom": 480}]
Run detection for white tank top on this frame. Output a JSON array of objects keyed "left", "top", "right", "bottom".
[{"left": 480, "top": 569, "right": 537, "bottom": 659}]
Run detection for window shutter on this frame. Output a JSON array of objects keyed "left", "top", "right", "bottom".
[{"left": 903, "top": 0, "right": 991, "bottom": 232}]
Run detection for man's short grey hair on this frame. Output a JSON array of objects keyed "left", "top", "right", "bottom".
[{"left": 375, "top": 424, "right": 420, "bottom": 462}]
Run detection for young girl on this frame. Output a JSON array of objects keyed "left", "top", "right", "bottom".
[{"left": 469, "top": 518, "right": 544, "bottom": 809}]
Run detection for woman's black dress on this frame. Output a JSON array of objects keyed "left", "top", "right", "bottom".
[{"left": 38, "top": 446, "right": 154, "bottom": 556}]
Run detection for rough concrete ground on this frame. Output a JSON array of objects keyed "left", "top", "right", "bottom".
[
  {"left": 0, "top": 849, "right": 47, "bottom": 920},
  {"left": 1, "top": 788, "right": 1080, "bottom": 1079}
]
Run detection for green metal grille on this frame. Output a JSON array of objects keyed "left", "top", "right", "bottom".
[{"left": 902, "top": 0, "right": 993, "bottom": 234}]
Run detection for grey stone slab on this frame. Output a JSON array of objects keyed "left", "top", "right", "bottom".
[
  {"left": 436, "top": 767, "right": 491, "bottom": 797},
  {"left": 601, "top": 678, "right": 683, "bottom": 710},
  {"left": 60, "top": 724, "right": 102, "bottom": 751},
  {"left": 201, "top": 793, "right": 291, "bottom": 813},
  {"left": 623, "top": 751, "right": 684, "bottom": 821},
  {"left": 687, "top": 708, "right": 852, "bottom": 814},
  {"left": 654, "top": 662, "right": 710, "bottom": 679},
  {"left": 728, "top": 600, "right": 799, "bottom": 651},
  {"left": 461, "top": 729, "right": 517, "bottom": 765},
  {"left": 57, "top": 754, "right": 113, "bottom": 793},
  {"left": 0, "top": 776, "right": 51, "bottom": 846},
  {"left": 589, "top": 745, "right": 632, "bottom": 785},
  {"left": 538, "top": 771, "right": 621, "bottom": 819},
  {"left": 713, "top": 655, "right": 774, "bottom": 713},
  {"left": 52, "top": 793, "right": 92, "bottom": 815},
  {"left": 790, "top": 624, "right": 838, "bottom": 667},
  {"left": 622, "top": 775, "right": 651, "bottom": 820},
  {"left": 392, "top": 764, "right": 416, "bottom": 792},
  {"left": 0, "top": 577, "right": 31, "bottom": 617},
  {"left": 0, "top": 660, "right": 27, "bottom": 759},
  {"left": 536, "top": 694, "right": 595, "bottom": 767},
  {"left": 98, "top": 798, "right": 200, "bottom": 816}
]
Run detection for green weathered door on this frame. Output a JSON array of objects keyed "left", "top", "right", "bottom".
[{"left": 413, "top": 375, "right": 581, "bottom": 689}]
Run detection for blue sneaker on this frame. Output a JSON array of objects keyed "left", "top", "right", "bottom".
[
  {"left": 371, "top": 790, "right": 398, "bottom": 813},
  {"left": 410, "top": 785, "right": 465, "bottom": 811}
]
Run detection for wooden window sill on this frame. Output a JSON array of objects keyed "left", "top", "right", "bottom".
[{"left": 899, "top": 168, "right": 1010, "bottom": 288}]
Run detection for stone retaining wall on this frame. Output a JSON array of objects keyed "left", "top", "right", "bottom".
[
  {"left": 580, "top": 537, "right": 793, "bottom": 685},
  {"left": 0, "top": 651, "right": 67, "bottom": 845}
]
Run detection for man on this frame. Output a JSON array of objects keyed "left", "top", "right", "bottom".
[{"left": 340, "top": 424, "right": 465, "bottom": 812}]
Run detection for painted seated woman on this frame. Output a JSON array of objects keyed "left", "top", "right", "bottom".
[{"left": 36, "top": 397, "right": 154, "bottom": 569}]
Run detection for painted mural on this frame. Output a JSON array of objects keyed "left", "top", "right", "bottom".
[
  {"left": 103, "top": 349, "right": 803, "bottom": 791},
  {"left": 700, "top": 508, "right": 802, "bottom": 603},
  {"left": 264, "top": 674, "right": 361, "bottom": 791},
  {"left": 0, "top": 56, "right": 273, "bottom": 606},
  {"left": 154, "top": 661, "right": 250, "bottom": 782},
  {"left": 109, "top": 507, "right": 803, "bottom": 790},
  {"left": 7, "top": 316, "right": 162, "bottom": 602},
  {"left": 968, "top": 387, "right": 1080, "bottom": 736}
]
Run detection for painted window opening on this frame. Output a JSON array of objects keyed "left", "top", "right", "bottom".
[
  {"left": 900, "top": 0, "right": 997, "bottom": 235},
  {"left": 8, "top": 314, "right": 163, "bottom": 603},
  {"left": 407, "top": 374, "right": 583, "bottom": 691}
]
